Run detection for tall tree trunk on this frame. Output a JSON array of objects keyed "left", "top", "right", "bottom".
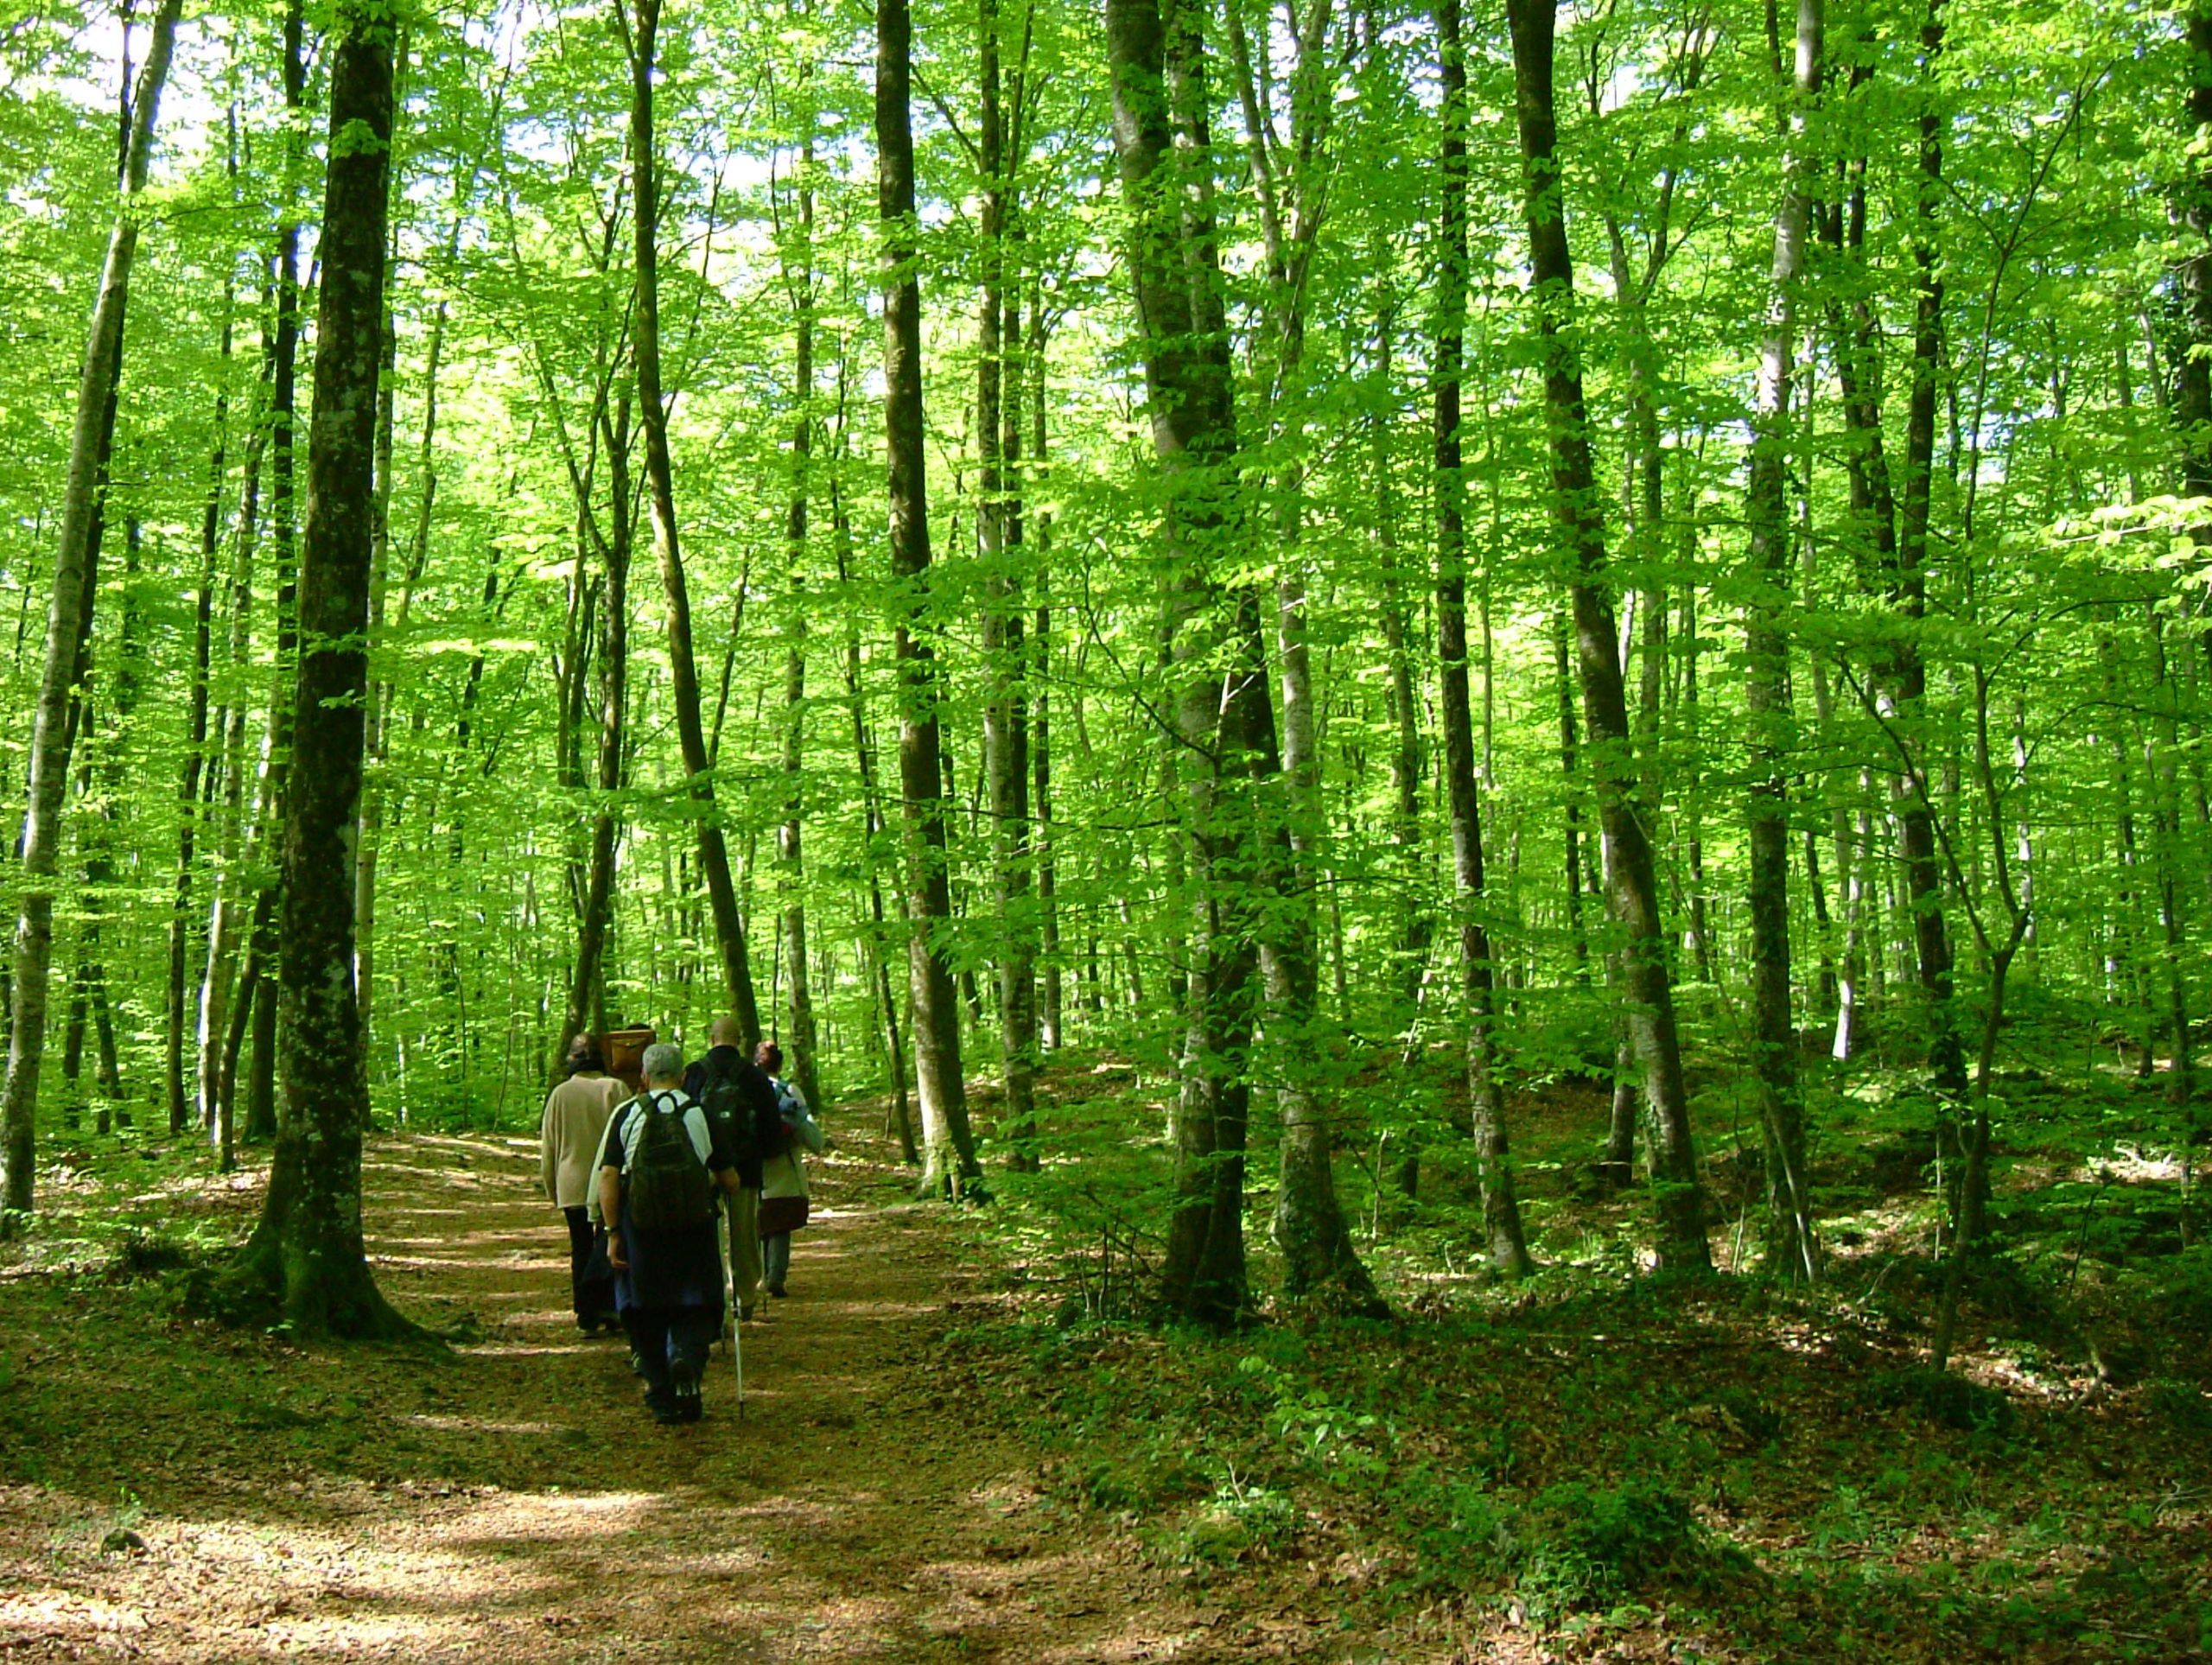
[
  {"left": 556, "top": 398, "right": 632, "bottom": 1077},
  {"left": 359, "top": 226, "right": 457, "bottom": 1072},
  {"left": 1107, "top": 0, "right": 1261, "bottom": 1325},
  {"left": 239, "top": 0, "right": 311, "bottom": 1154},
  {"left": 171, "top": 281, "right": 232, "bottom": 1134},
  {"left": 1, "top": 0, "right": 182, "bottom": 1227},
  {"left": 1828, "top": 15, "right": 1964, "bottom": 1104},
  {"left": 1435, "top": 0, "right": 1531, "bottom": 1277},
  {"left": 1226, "top": 0, "right": 1384, "bottom": 1312},
  {"left": 1505, "top": 0, "right": 1710, "bottom": 1270},
  {"left": 779, "top": 143, "right": 822, "bottom": 1117},
  {"left": 1031, "top": 296, "right": 1063, "bottom": 1056},
  {"left": 1743, "top": 0, "right": 1821, "bottom": 1281},
  {"left": 230, "top": 0, "right": 411, "bottom": 1336},
  {"left": 625, "top": 0, "right": 762, "bottom": 1046},
  {"left": 978, "top": 7, "right": 1039, "bottom": 1169},
  {"left": 880, "top": 0, "right": 982, "bottom": 1194},
  {"left": 838, "top": 518, "right": 918, "bottom": 1163}
]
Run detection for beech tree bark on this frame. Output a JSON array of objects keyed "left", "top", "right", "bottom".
[
  {"left": 1744, "top": 0, "right": 1821, "bottom": 1281},
  {"left": 779, "top": 137, "right": 823, "bottom": 1117},
  {"left": 1436, "top": 0, "right": 1532, "bottom": 1278},
  {"left": 230, "top": 0, "right": 412, "bottom": 1335},
  {"left": 1504, "top": 0, "right": 1710, "bottom": 1271},
  {"left": 978, "top": 4, "right": 1039, "bottom": 1168},
  {"left": 625, "top": 0, "right": 763, "bottom": 1048},
  {"left": 881, "top": 0, "right": 983, "bottom": 1195},
  {"left": 0, "top": 0, "right": 182, "bottom": 1227},
  {"left": 1108, "top": 0, "right": 1265, "bottom": 1325},
  {"left": 556, "top": 396, "right": 632, "bottom": 1077}
]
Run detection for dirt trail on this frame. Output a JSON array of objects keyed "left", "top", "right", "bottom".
[{"left": 0, "top": 1129, "right": 1203, "bottom": 1664}]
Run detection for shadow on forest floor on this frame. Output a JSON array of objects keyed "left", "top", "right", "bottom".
[{"left": 1, "top": 1045, "right": 2208, "bottom": 1661}]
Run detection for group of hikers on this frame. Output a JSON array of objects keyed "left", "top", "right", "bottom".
[{"left": 537, "top": 1016, "right": 824, "bottom": 1426}]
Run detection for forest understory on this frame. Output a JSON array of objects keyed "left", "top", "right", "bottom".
[{"left": 1, "top": 1050, "right": 2205, "bottom": 1664}]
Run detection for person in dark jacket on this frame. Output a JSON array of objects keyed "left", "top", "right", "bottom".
[
  {"left": 600, "top": 1043, "right": 740, "bottom": 1424},
  {"left": 682, "top": 1016, "right": 785, "bottom": 1321}
]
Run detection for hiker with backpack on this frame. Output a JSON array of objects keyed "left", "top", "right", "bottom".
[
  {"left": 599, "top": 1042, "right": 742, "bottom": 1425},
  {"left": 754, "top": 1040, "right": 825, "bottom": 1300},
  {"left": 683, "top": 1017, "right": 785, "bottom": 1323},
  {"left": 541, "top": 1034, "right": 625, "bottom": 1335}
]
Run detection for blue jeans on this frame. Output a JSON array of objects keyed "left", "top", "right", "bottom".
[{"left": 622, "top": 1308, "right": 718, "bottom": 1407}]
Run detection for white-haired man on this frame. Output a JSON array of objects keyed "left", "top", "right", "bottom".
[{"left": 599, "top": 1041, "right": 741, "bottom": 1424}]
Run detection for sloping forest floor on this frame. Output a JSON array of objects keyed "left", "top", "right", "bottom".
[{"left": 1, "top": 1047, "right": 2209, "bottom": 1662}]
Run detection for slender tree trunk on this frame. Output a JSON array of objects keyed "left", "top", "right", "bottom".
[
  {"left": 779, "top": 145, "right": 822, "bottom": 1115},
  {"left": 1224, "top": 0, "right": 1383, "bottom": 1311},
  {"left": 557, "top": 399, "right": 632, "bottom": 1078},
  {"left": 625, "top": 0, "right": 762, "bottom": 1046},
  {"left": 1, "top": 0, "right": 182, "bottom": 1226},
  {"left": 1742, "top": 0, "right": 1821, "bottom": 1281},
  {"left": 230, "top": 0, "right": 411, "bottom": 1336},
  {"left": 1828, "top": 10, "right": 1963, "bottom": 1104},
  {"left": 880, "top": 0, "right": 982, "bottom": 1196},
  {"left": 977, "top": 14, "right": 1039, "bottom": 1169},
  {"left": 1435, "top": 0, "right": 1531, "bottom": 1277},
  {"left": 1031, "top": 298, "right": 1062, "bottom": 1054},
  {"left": 359, "top": 233, "right": 456, "bottom": 1071},
  {"left": 199, "top": 387, "right": 267, "bottom": 1150},
  {"left": 169, "top": 262, "right": 237, "bottom": 1135},
  {"left": 1506, "top": 0, "right": 1709, "bottom": 1270}
]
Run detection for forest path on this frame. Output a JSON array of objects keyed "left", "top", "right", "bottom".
[{"left": 0, "top": 1128, "right": 1197, "bottom": 1665}]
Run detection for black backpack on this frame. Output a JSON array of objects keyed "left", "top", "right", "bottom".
[
  {"left": 701, "top": 1071, "right": 760, "bottom": 1166},
  {"left": 622, "top": 1092, "right": 714, "bottom": 1230}
]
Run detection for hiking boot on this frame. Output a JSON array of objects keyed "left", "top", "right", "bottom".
[
  {"left": 675, "top": 1379, "right": 703, "bottom": 1423},
  {"left": 765, "top": 1282, "right": 787, "bottom": 1299},
  {"left": 645, "top": 1388, "right": 681, "bottom": 1427}
]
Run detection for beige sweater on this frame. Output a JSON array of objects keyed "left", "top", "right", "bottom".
[{"left": 540, "top": 1073, "right": 623, "bottom": 1208}]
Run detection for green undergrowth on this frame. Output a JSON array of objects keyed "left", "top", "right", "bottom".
[
  {"left": 927, "top": 1279, "right": 2209, "bottom": 1659},
  {"left": 945, "top": 1042, "right": 2212, "bottom": 1660}
]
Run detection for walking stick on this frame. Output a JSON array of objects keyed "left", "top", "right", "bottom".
[{"left": 721, "top": 1207, "right": 746, "bottom": 1420}]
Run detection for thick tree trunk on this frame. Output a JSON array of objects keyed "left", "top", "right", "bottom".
[
  {"left": 880, "top": 0, "right": 982, "bottom": 1195},
  {"left": 626, "top": 0, "right": 762, "bottom": 1047},
  {"left": 1505, "top": 0, "right": 1710, "bottom": 1271},
  {"left": 1743, "top": 0, "right": 1821, "bottom": 1281},
  {"left": 1108, "top": 0, "right": 1262, "bottom": 1325},
  {"left": 0, "top": 0, "right": 182, "bottom": 1227},
  {"left": 230, "top": 1, "right": 412, "bottom": 1337},
  {"left": 1434, "top": 0, "right": 1531, "bottom": 1278}
]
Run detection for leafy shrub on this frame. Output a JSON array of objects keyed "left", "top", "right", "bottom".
[
  {"left": 2153, "top": 1246, "right": 2212, "bottom": 1339},
  {"left": 1705, "top": 1386, "right": 1785, "bottom": 1446},
  {"left": 1177, "top": 1476, "right": 1300, "bottom": 1565},
  {"left": 1863, "top": 1367, "right": 2016, "bottom": 1437},
  {"left": 111, "top": 1228, "right": 194, "bottom": 1280},
  {"left": 1241, "top": 1355, "right": 1390, "bottom": 1484},
  {"left": 1389, "top": 1465, "right": 1511, "bottom": 1592},
  {"left": 1516, "top": 1480, "right": 1739, "bottom": 1619},
  {"left": 1080, "top": 1450, "right": 1209, "bottom": 1516},
  {"left": 2145, "top": 1378, "right": 2212, "bottom": 1432}
]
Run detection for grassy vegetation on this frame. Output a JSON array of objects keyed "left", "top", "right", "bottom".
[{"left": 945, "top": 1033, "right": 2212, "bottom": 1660}]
